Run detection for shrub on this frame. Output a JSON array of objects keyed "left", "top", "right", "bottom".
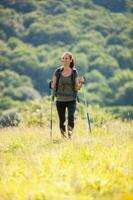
[
  {"left": 0, "top": 108, "right": 20, "bottom": 128},
  {"left": 107, "top": 106, "right": 133, "bottom": 120}
]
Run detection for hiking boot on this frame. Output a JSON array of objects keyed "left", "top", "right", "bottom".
[
  {"left": 60, "top": 129, "right": 67, "bottom": 139},
  {"left": 68, "top": 126, "right": 73, "bottom": 139}
]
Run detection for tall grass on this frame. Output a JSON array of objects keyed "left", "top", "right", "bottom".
[{"left": 0, "top": 118, "right": 132, "bottom": 200}]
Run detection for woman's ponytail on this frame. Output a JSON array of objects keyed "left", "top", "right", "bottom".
[{"left": 70, "top": 58, "right": 74, "bottom": 68}]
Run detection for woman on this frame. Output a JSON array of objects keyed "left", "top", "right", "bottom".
[{"left": 51, "top": 52, "right": 84, "bottom": 139}]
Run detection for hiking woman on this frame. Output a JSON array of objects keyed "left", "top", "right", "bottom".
[{"left": 51, "top": 52, "right": 84, "bottom": 139}]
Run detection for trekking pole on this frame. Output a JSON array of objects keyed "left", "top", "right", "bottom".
[
  {"left": 50, "top": 88, "right": 54, "bottom": 141},
  {"left": 83, "top": 78, "right": 92, "bottom": 133}
]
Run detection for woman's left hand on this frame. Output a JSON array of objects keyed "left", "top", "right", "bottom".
[{"left": 78, "top": 76, "right": 85, "bottom": 84}]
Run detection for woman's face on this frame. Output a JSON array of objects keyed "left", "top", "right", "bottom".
[{"left": 62, "top": 54, "right": 72, "bottom": 66}]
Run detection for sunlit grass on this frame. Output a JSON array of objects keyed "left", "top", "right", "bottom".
[{"left": 0, "top": 119, "right": 132, "bottom": 200}]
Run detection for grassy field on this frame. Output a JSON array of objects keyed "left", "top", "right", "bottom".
[{"left": 0, "top": 119, "right": 132, "bottom": 200}]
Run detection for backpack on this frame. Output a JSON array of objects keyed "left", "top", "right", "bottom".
[
  {"left": 55, "top": 67, "right": 79, "bottom": 102},
  {"left": 55, "top": 67, "right": 77, "bottom": 93}
]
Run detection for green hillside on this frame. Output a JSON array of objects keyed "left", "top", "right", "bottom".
[{"left": 0, "top": 0, "right": 133, "bottom": 122}]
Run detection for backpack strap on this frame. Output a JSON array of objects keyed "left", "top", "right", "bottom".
[
  {"left": 55, "top": 67, "right": 63, "bottom": 93},
  {"left": 71, "top": 68, "right": 79, "bottom": 102},
  {"left": 71, "top": 68, "right": 77, "bottom": 92}
]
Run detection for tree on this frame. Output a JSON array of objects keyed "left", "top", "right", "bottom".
[
  {"left": 89, "top": 53, "right": 119, "bottom": 78},
  {"left": 108, "top": 70, "right": 133, "bottom": 105},
  {"left": 3, "top": 86, "right": 41, "bottom": 101},
  {"left": 74, "top": 53, "right": 88, "bottom": 73},
  {"left": 108, "top": 69, "right": 133, "bottom": 89},
  {"left": 0, "top": 70, "right": 32, "bottom": 88},
  {"left": 85, "top": 70, "right": 113, "bottom": 105},
  {"left": 7, "top": 37, "right": 22, "bottom": 50},
  {"left": 0, "top": 97, "right": 19, "bottom": 110},
  {"left": 0, "top": 7, "right": 25, "bottom": 39},
  {"left": 106, "top": 34, "right": 123, "bottom": 45},
  {"left": 25, "top": 20, "right": 77, "bottom": 45},
  {"left": 108, "top": 45, "right": 133, "bottom": 70},
  {"left": 0, "top": 0, "right": 37, "bottom": 13},
  {"left": 115, "top": 82, "right": 133, "bottom": 105},
  {"left": 92, "top": 0, "right": 127, "bottom": 12}
]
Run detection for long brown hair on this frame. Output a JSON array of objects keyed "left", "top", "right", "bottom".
[{"left": 62, "top": 52, "right": 75, "bottom": 68}]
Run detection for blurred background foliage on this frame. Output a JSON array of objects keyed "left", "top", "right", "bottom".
[{"left": 0, "top": 0, "right": 133, "bottom": 125}]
